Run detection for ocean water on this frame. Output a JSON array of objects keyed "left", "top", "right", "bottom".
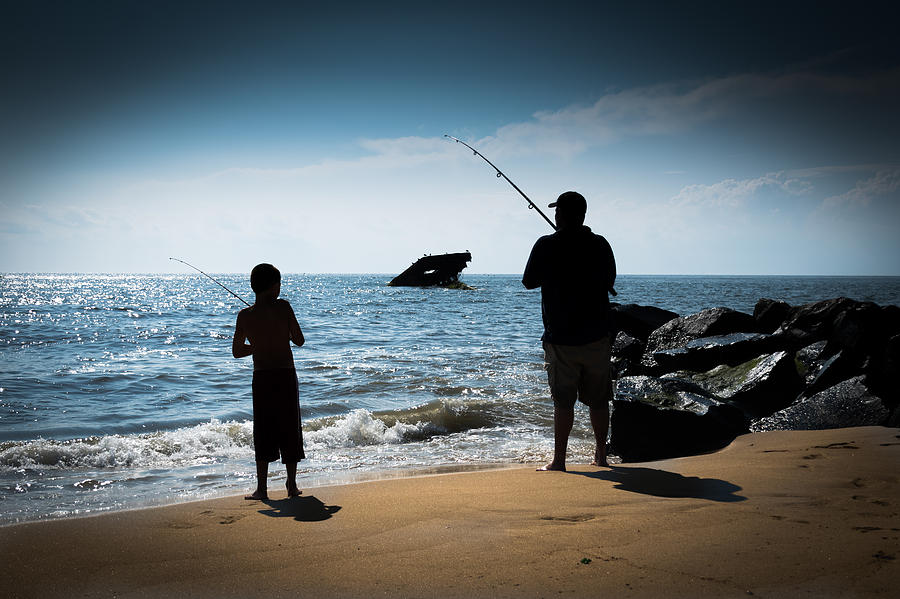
[{"left": 2, "top": 273, "right": 899, "bottom": 524}]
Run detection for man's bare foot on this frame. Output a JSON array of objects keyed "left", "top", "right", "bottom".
[
  {"left": 591, "top": 448, "right": 610, "bottom": 467},
  {"left": 537, "top": 462, "right": 566, "bottom": 472},
  {"left": 286, "top": 482, "right": 302, "bottom": 497},
  {"left": 244, "top": 489, "right": 268, "bottom": 500}
]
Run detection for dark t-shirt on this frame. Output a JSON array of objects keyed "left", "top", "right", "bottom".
[{"left": 522, "top": 225, "right": 616, "bottom": 345}]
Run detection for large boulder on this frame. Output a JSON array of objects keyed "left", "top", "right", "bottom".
[
  {"left": 645, "top": 307, "right": 758, "bottom": 355},
  {"left": 776, "top": 297, "right": 858, "bottom": 344},
  {"left": 802, "top": 350, "right": 864, "bottom": 399},
  {"left": 821, "top": 302, "right": 900, "bottom": 360},
  {"left": 648, "top": 332, "right": 779, "bottom": 375},
  {"left": 865, "top": 333, "right": 900, "bottom": 410},
  {"left": 610, "top": 376, "right": 748, "bottom": 462},
  {"left": 672, "top": 351, "right": 804, "bottom": 418},
  {"left": 611, "top": 303, "right": 679, "bottom": 341},
  {"left": 794, "top": 341, "right": 828, "bottom": 386},
  {"left": 750, "top": 376, "right": 890, "bottom": 432},
  {"left": 610, "top": 331, "right": 644, "bottom": 378},
  {"left": 754, "top": 298, "right": 792, "bottom": 333}
]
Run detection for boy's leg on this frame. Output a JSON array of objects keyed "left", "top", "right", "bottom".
[
  {"left": 285, "top": 462, "right": 301, "bottom": 497},
  {"left": 245, "top": 460, "right": 269, "bottom": 500}
]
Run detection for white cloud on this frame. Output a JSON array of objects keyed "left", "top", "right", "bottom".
[
  {"left": 471, "top": 67, "right": 900, "bottom": 159},
  {"left": 671, "top": 172, "right": 812, "bottom": 208},
  {"left": 823, "top": 167, "right": 900, "bottom": 208}
]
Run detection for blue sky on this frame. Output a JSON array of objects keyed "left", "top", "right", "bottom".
[{"left": 2, "top": 1, "right": 899, "bottom": 274}]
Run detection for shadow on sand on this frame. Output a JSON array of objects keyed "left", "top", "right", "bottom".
[
  {"left": 259, "top": 495, "right": 342, "bottom": 521},
  {"left": 572, "top": 466, "right": 747, "bottom": 502}
]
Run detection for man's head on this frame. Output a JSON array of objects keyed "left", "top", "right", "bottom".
[
  {"left": 549, "top": 191, "right": 586, "bottom": 229},
  {"left": 250, "top": 263, "right": 281, "bottom": 295}
]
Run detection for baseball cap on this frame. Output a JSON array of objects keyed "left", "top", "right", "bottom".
[{"left": 548, "top": 191, "right": 587, "bottom": 212}]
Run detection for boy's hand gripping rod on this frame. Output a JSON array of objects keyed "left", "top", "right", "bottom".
[
  {"left": 169, "top": 257, "right": 251, "bottom": 307},
  {"left": 444, "top": 135, "right": 617, "bottom": 296}
]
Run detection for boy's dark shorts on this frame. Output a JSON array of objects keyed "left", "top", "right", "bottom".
[
  {"left": 543, "top": 337, "right": 613, "bottom": 409},
  {"left": 252, "top": 368, "right": 305, "bottom": 463}
]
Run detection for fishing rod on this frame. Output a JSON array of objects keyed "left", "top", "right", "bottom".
[
  {"left": 444, "top": 135, "right": 557, "bottom": 231},
  {"left": 445, "top": 135, "right": 617, "bottom": 296},
  {"left": 169, "top": 258, "right": 251, "bottom": 307}
]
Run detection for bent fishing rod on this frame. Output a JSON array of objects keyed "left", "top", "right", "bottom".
[
  {"left": 444, "top": 135, "right": 556, "bottom": 231},
  {"left": 169, "top": 258, "right": 251, "bottom": 307},
  {"left": 444, "top": 135, "right": 616, "bottom": 296}
]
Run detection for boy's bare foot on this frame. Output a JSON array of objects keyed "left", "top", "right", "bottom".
[
  {"left": 286, "top": 482, "right": 302, "bottom": 497},
  {"left": 537, "top": 462, "right": 566, "bottom": 472},
  {"left": 244, "top": 490, "right": 268, "bottom": 500}
]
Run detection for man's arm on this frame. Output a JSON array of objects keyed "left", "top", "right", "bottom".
[
  {"left": 604, "top": 236, "right": 616, "bottom": 294},
  {"left": 522, "top": 239, "right": 545, "bottom": 290},
  {"left": 232, "top": 311, "right": 253, "bottom": 358}
]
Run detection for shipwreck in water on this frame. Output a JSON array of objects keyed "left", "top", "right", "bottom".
[{"left": 388, "top": 252, "right": 472, "bottom": 288}]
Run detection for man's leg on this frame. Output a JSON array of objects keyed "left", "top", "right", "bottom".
[
  {"left": 538, "top": 402, "right": 575, "bottom": 471},
  {"left": 540, "top": 341, "right": 578, "bottom": 471},
  {"left": 285, "top": 462, "right": 301, "bottom": 497},
  {"left": 582, "top": 337, "right": 613, "bottom": 467},
  {"left": 589, "top": 403, "right": 610, "bottom": 467},
  {"left": 245, "top": 460, "right": 269, "bottom": 500}
]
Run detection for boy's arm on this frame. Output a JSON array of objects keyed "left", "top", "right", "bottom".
[
  {"left": 285, "top": 302, "right": 305, "bottom": 347},
  {"left": 232, "top": 311, "right": 253, "bottom": 358}
]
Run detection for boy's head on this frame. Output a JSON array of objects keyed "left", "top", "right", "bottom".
[{"left": 250, "top": 263, "right": 281, "bottom": 294}]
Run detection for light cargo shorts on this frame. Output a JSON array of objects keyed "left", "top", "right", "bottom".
[{"left": 543, "top": 337, "right": 613, "bottom": 409}]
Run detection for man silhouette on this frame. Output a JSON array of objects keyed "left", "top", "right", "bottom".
[{"left": 523, "top": 191, "right": 616, "bottom": 471}]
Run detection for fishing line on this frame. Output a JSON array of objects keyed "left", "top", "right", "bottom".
[
  {"left": 445, "top": 135, "right": 617, "bottom": 295},
  {"left": 169, "top": 258, "right": 251, "bottom": 307},
  {"left": 444, "top": 135, "right": 557, "bottom": 230}
]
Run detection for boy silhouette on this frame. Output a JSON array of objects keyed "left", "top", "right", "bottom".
[{"left": 232, "top": 263, "right": 306, "bottom": 499}]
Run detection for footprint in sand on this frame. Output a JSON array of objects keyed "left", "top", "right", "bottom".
[
  {"left": 812, "top": 442, "right": 859, "bottom": 450},
  {"left": 169, "top": 509, "right": 245, "bottom": 528},
  {"left": 853, "top": 526, "right": 900, "bottom": 534},
  {"left": 770, "top": 515, "right": 809, "bottom": 524},
  {"left": 540, "top": 514, "right": 595, "bottom": 523}
]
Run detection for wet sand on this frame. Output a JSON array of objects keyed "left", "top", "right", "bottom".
[{"left": 2, "top": 426, "right": 898, "bottom": 598}]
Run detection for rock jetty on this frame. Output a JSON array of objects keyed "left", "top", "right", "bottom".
[{"left": 609, "top": 297, "right": 900, "bottom": 462}]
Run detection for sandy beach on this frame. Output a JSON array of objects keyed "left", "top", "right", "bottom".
[{"left": 2, "top": 426, "right": 898, "bottom": 598}]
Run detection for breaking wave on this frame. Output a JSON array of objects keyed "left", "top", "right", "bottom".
[
  {"left": 306, "top": 398, "right": 499, "bottom": 448},
  {"left": 0, "top": 419, "right": 254, "bottom": 471},
  {"left": 0, "top": 399, "right": 508, "bottom": 471}
]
